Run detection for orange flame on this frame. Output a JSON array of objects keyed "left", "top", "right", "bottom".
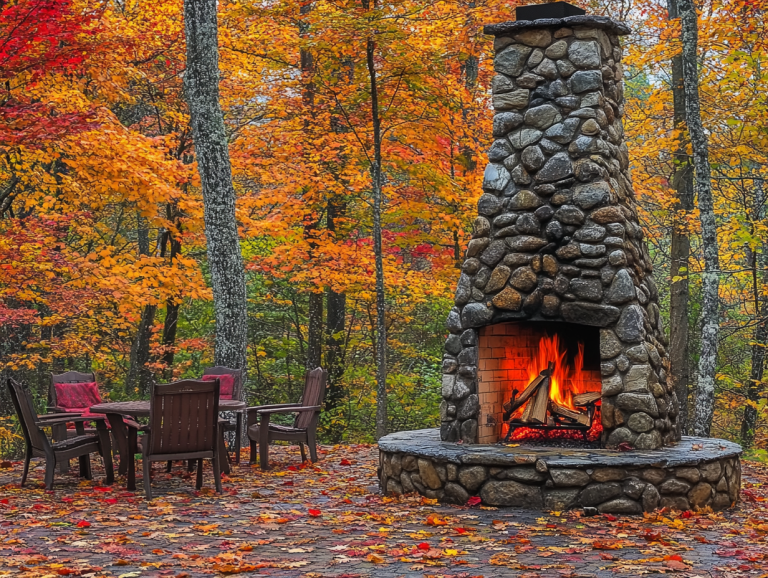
[{"left": 526, "top": 334, "right": 594, "bottom": 410}]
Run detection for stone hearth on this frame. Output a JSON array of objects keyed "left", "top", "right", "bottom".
[{"left": 379, "top": 429, "right": 742, "bottom": 512}]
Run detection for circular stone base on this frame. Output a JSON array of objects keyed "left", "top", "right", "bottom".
[{"left": 378, "top": 429, "right": 742, "bottom": 513}]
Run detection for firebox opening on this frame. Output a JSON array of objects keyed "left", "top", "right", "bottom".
[{"left": 477, "top": 321, "right": 603, "bottom": 444}]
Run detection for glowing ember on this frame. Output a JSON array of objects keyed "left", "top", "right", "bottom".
[
  {"left": 502, "top": 410, "right": 604, "bottom": 442},
  {"left": 525, "top": 334, "right": 597, "bottom": 411}
]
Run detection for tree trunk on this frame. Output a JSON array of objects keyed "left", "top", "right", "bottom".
[
  {"left": 741, "top": 180, "right": 766, "bottom": 447},
  {"left": 365, "top": 7, "right": 388, "bottom": 440},
  {"left": 125, "top": 214, "right": 156, "bottom": 395},
  {"left": 666, "top": 0, "right": 695, "bottom": 437},
  {"left": 679, "top": 0, "right": 720, "bottom": 437},
  {"left": 183, "top": 0, "right": 248, "bottom": 371}
]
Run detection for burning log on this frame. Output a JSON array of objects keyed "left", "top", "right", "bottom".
[
  {"left": 573, "top": 392, "right": 601, "bottom": 407},
  {"left": 525, "top": 368, "right": 552, "bottom": 424},
  {"left": 550, "top": 402, "right": 591, "bottom": 426},
  {"left": 503, "top": 362, "right": 554, "bottom": 421}
]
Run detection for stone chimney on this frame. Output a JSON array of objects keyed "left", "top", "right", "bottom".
[{"left": 440, "top": 5, "right": 679, "bottom": 449}]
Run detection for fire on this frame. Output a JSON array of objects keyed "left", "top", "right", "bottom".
[{"left": 526, "top": 334, "right": 595, "bottom": 410}]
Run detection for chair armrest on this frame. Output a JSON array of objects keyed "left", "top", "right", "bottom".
[
  {"left": 246, "top": 403, "right": 302, "bottom": 413},
  {"left": 47, "top": 406, "right": 67, "bottom": 413},
  {"left": 124, "top": 419, "right": 148, "bottom": 432},
  {"left": 39, "top": 416, "right": 106, "bottom": 426},
  {"left": 39, "top": 412, "right": 82, "bottom": 420},
  {"left": 257, "top": 405, "right": 321, "bottom": 415}
]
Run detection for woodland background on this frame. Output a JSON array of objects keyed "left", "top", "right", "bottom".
[{"left": 1, "top": 0, "right": 767, "bottom": 456}]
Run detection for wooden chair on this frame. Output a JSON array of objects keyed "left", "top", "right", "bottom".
[
  {"left": 127, "top": 379, "right": 222, "bottom": 499},
  {"left": 7, "top": 378, "right": 114, "bottom": 490},
  {"left": 247, "top": 367, "right": 328, "bottom": 470},
  {"left": 202, "top": 366, "right": 244, "bottom": 463}
]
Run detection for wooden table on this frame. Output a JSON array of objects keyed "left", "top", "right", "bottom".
[{"left": 90, "top": 400, "right": 246, "bottom": 491}]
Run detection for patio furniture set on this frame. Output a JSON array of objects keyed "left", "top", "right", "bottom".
[{"left": 6, "top": 367, "right": 328, "bottom": 497}]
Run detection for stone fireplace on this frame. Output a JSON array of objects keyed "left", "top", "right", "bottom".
[
  {"left": 440, "top": 8, "right": 678, "bottom": 450},
  {"left": 378, "top": 4, "right": 741, "bottom": 513}
]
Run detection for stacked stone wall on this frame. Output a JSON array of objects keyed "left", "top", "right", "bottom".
[{"left": 441, "top": 16, "right": 677, "bottom": 449}]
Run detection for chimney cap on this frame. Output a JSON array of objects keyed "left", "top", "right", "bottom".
[
  {"left": 516, "top": 2, "right": 585, "bottom": 21},
  {"left": 484, "top": 14, "right": 630, "bottom": 37}
]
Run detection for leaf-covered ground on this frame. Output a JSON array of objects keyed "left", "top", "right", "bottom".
[{"left": 1, "top": 444, "right": 767, "bottom": 577}]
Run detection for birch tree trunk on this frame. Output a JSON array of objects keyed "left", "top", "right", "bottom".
[
  {"left": 183, "top": 0, "right": 248, "bottom": 371},
  {"left": 666, "top": 0, "right": 695, "bottom": 436},
  {"left": 678, "top": 0, "right": 720, "bottom": 436},
  {"left": 364, "top": 4, "right": 388, "bottom": 439}
]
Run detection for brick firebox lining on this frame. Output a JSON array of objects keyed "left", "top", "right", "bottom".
[{"left": 477, "top": 322, "right": 602, "bottom": 443}]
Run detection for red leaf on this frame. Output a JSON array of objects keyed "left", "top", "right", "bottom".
[
  {"left": 76, "top": 520, "right": 91, "bottom": 528},
  {"left": 466, "top": 496, "right": 481, "bottom": 507},
  {"left": 339, "top": 459, "right": 352, "bottom": 466},
  {"left": 417, "top": 542, "right": 430, "bottom": 550},
  {"left": 308, "top": 509, "right": 322, "bottom": 517}
]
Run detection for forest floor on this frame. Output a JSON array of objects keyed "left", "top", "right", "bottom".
[{"left": 0, "top": 444, "right": 767, "bottom": 578}]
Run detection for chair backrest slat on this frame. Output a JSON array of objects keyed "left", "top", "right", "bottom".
[
  {"left": 294, "top": 368, "right": 328, "bottom": 430},
  {"left": 7, "top": 378, "right": 50, "bottom": 454},
  {"left": 148, "top": 379, "right": 219, "bottom": 456},
  {"left": 50, "top": 371, "right": 96, "bottom": 408},
  {"left": 202, "top": 366, "right": 243, "bottom": 401}
]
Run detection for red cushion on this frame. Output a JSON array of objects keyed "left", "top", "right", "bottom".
[
  {"left": 54, "top": 382, "right": 102, "bottom": 411},
  {"left": 202, "top": 374, "right": 235, "bottom": 399}
]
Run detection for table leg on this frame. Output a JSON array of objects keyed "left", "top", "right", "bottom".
[
  {"left": 218, "top": 430, "right": 230, "bottom": 475},
  {"left": 127, "top": 426, "right": 137, "bottom": 491},
  {"left": 106, "top": 414, "right": 129, "bottom": 475}
]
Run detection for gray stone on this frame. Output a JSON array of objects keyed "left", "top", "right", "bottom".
[
  {"left": 509, "top": 267, "right": 538, "bottom": 292},
  {"left": 616, "top": 305, "right": 645, "bottom": 343},
  {"left": 536, "top": 152, "right": 573, "bottom": 182},
  {"left": 550, "top": 469, "right": 591, "bottom": 487},
  {"left": 461, "top": 303, "right": 493, "bottom": 328},
  {"left": 700, "top": 461, "right": 722, "bottom": 483},
  {"left": 524, "top": 104, "right": 562, "bottom": 130},
  {"left": 481, "top": 481, "right": 543, "bottom": 508},
  {"left": 483, "top": 163, "right": 511, "bottom": 191},
  {"left": 642, "top": 484, "right": 660, "bottom": 511},
  {"left": 474, "top": 267, "right": 491, "bottom": 288},
  {"left": 624, "top": 364, "right": 651, "bottom": 393},
  {"left": 493, "top": 112, "right": 524, "bottom": 136},
  {"left": 607, "top": 427, "right": 634, "bottom": 447},
  {"left": 445, "top": 334, "right": 462, "bottom": 355},
  {"left": 589, "top": 468, "right": 626, "bottom": 482},
  {"left": 458, "top": 465, "right": 488, "bottom": 492},
  {"left": 676, "top": 467, "right": 701, "bottom": 484},
  {"left": 602, "top": 375, "right": 623, "bottom": 396},
  {"left": 579, "top": 482, "right": 623, "bottom": 506},
  {"left": 570, "top": 278, "right": 603, "bottom": 302},
  {"left": 545, "top": 220, "right": 564, "bottom": 241},
  {"left": 544, "top": 488, "right": 580, "bottom": 510},
  {"left": 635, "top": 430, "right": 662, "bottom": 450},
  {"left": 387, "top": 479, "right": 403, "bottom": 495},
  {"left": 477, "top": 194, "right": 502, "bottom": 217},
  {"left": 617, "top": 393, "right": 658, "bottom": 417},
  {"left": 484, "top": 265, "right": 511, "bottom": 293},
  {"left": 400, "top": 471, "right": 416, "bottom": 493},
  {"left": 457, "top": 346, "right": 477, "bottom": 366},
  {"left": 511, "top": 164, "right": 532, "bottom": 185},
  {"left": 514, "top": 28, "right": 552, "bottom": 48},
  {"left": 532, "top": 58, "right": 558, "bottom": 79},
  {"left": 616, "top": 355, "right": 630, "bottom": 372},
  {"left": 608, "top": 249, "right": 626, "bottom": 266},
  {"left": 623, "top": 478, "right": 647, "bottom": 500},
  {"left": 472, "top": 219, "right": 491, "bottom": 241},
  {"left": 627, "top": 412, "right": 654, "bottom": 433},
  {"left": 713, "top": 492, "right": 731, "bottom": 510},
  {"left": 506, "top": 235, "right": 548, "bottom": 252},
  {"left": 573, "top": 182, "right": 610, "bottom": 210},
  {"left": 639, "top": 468, "right": 666, "bottom": 485},
  {"left": 460, "top": 419, "right": 477, "bottom": 442},
  {"left": 581, "top": 118, "right": 600, "bottom": 135},
  {"left": 466, "top": 238, "right": 490, "bottom": 258},
  {"left": 541, "top": 294, "right": 560, "bottom": 317},
  {"left": 562, "top": 302, "right": 620, "bottom": 326},
  {"left": 488, "top": 139, "right": 513, "bottom": 163},
  {"left": 556, "top": 58, "right": 576, "bottom": 77},
  {"left": 521, "top": 146, "right": 545, "bottom": 171},
  {"left": 444, "top": 482, "right": 470, "bottom": 504},
  {"left": 568, "top": 40, "right": 601, "bottom": 69},
  {"left": 516, "top": 213, "right": 541, "bottom": 235},
  {"left": 539, "top": 138, "right": 563, "bottom": 154},
  {"left": 600, "top": 329, "right": 622, "bottom": 358},
  {"left": 598, "top": 498, "right": 643, "bottom": 514},
  {"left": 544, "top": 117, "right": 581, "bottom": 144},
  {"left": 457, "top": 394, "right": 479, "bottom": 420},
  {"left": 545, "top": 40, "right": 568, "bottom": 59},
  {"left": 660, "top": 478, "right": 691, "bottom": 495},
  {"left": 480, "top": 239, "right": 506, "bottom": 266},
  {"left": 453, "top": 376, "right": 472, "bottom": 400},
  {"left": 495, "top": 44, "right": 533, "bottom": 77},
  {"left": 626, "top": 345, "right": 648, "bottom": 363},
  {"left": 418, "top": 459, "right": 443, "bottom": 490},
  {"left": 605, "top": 269, "right": 635, "bottom": 304},
  {"left": 454, "top": 273, "right": 472, "bottom": 305},
  {"left": 601, "top": 362, "right": 616, "bottom": 376},
  {"left": 446, "top": 307, "right": 462, "bottom": 333},
  {"left": 494, "top": 89, "right": 530, "bottom": 110},
  {"left": 441, "top": 374, "right": 455, "bottom": 398},
  {"left": 458, "top": 365, "right": 476, "bottom": 378},
  {"left": 580, "top": 244, "right": 606, "bottom": 257},
  {"left": 574, "top": 225, "right": 607, "bottom": 242},
  {"left": 509, "top": 127, "right": 543, "bottom": 149},
  {"left": 554, "top": 204, "right": 585, "bottom": 225},
  {"left": 522, "top": 289, "right": 543, "bottom": 313},
  {"left": 491, "top": 74, "right": 517, "bottom": 94},
  {"left": 460, "top": 329, "right": 477, "bottom": 347},
  {"left": 447, "top": 463, "right": 458, "bottom": 481},
  {"left": 570, "top": 70, "right": 603, "bottom": 93},
  {"left": 501, "top": 467, "right": 546, "bottom": 483},
  {"left": 574, "top": 257, "right": 608, "bottom": 268},
  {"left": 442, "top": 357, "right": 457, "bottom": 374}
]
